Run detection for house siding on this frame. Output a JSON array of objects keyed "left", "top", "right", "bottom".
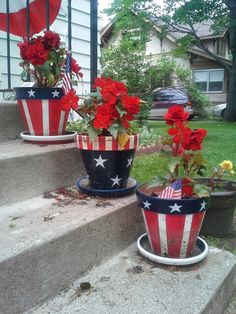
[{"left": 0, "top": 0, "right": 100, "bottom": 97}]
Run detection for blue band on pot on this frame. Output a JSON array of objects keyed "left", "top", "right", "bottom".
[{"left": 14, "top": 87, "right": 63, "bottom": 100}]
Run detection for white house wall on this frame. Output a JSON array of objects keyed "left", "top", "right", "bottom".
[{"left": 0, "top": 0, "right": 100, "bottom": 97}]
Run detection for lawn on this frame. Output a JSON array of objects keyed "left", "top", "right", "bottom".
[{"left": 131, "top": 120, "right": 236, "bottom": 184}]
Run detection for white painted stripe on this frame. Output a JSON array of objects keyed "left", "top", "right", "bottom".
[
  {"left": 58, "top": 110, "right": 65, "bottom": 135},
  {"left": 158, "top": 213, "right": 168, "bottom": 256},
  {"left": 180, "top": 214, "right": 193, "bottom": 258},
  {"left": 93, "top": 138, "right": 99, "bottom": 150},
  {"left": 129, "top": 135, "right": 134, "bottom": 149},
  {"left": 82, "top": 135, "right": 88, "bottom": 149},
  {"left": 22, "top": 100, "right": 34, "bottom": 135},
  {"left": 42, "top": 99, "right": 49, "bottom": 136},
  {"left": 105, "top": 137, "right": 112, "bottom": 150},
  {"left": 141, "top": 208, "right": 154, "bottom": 252}
]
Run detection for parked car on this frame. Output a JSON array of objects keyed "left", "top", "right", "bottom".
[
  {"left": 149, "top": 87, "right": 194, "bottom": 119},
  {"left": 212, "top": 103, "right": 226, "bottom": 117}
]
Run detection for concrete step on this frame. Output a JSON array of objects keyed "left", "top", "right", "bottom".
[
  {"left": 0, "top": 139, "right": 85, "bottom": 206},
  {"left": 0, "top": 101, "right": 24, "bottom": 142},
  {"left": 27, "top": 243, "right": 236, "bottom": 314},
  {"left": 0, "top": 190, "right": 142, "bottom": 314}
]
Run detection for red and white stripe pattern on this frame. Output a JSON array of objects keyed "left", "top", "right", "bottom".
[
  {"left": 76, "top": 134, "right": 139, "bottom": 151},
  {"left": 62, "top": 52, "right": 72, "bottom": 95},
  {"left": 18, "top": 98, "right": 69, "bottom": 136},
  {"left": 142, "top": 209, "right": 205, "bottom": 258}
]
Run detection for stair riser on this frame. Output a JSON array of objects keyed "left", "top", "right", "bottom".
[
  {"left": 0, "top": 148, "right": 85, "bottom": 206},
  {"left": 0, "top": 102, "right": 24, "bottom": 142},
  {"left": 0, "top": 201, "right": 144, "bottom": 314}
]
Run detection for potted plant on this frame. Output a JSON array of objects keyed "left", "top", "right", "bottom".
[
  {"left": 14, "top": 30, "right": 83, "bottom": 140},
  {"left": 198, "top": 161, "right": 236, "bottom": 237},
  {"left": 67, "top": 76, "right": 141, "bottom": 195},
  {"left": 136, "top": 105, "right": 210, "bottom": 258}
]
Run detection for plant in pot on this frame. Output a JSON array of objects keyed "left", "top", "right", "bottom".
[
  {"left": 136, "top": 105, "right": 210, "bottom": 260},
  {"left": 67, "top": 76, "right": 141, "bottom": 196},
  {"left": 14, "top": 30, "right": 83, "bottom": 142},
  {"left": 198, "top": 160, "right": 236, "bottom": 237}
]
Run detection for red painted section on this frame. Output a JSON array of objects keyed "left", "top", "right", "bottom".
[
  {"left": 144, "top": 210, "right": 161, "bottom": 255},
  {"left": 48, "top": 99, "right": 61, "bottom": 135},
  {"left": 186, "top": 212, "right": 205, "bottom": 256},
  {"left": 165, "top": 214, "right": 186, "bottom": 258},
  {"left": 26, "top": 99, "right": 43, "bottom": 135}
]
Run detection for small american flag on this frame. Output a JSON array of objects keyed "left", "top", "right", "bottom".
[
  {"left": 158, "top": 179, "right": 182, "bottom": 199},
  {"left": 62, "top": 52, "right": 72, "bottom": 95}
]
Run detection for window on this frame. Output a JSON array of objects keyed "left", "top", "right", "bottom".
[{"left": 193, "top": 69, "right": 224, "bottom": 92}]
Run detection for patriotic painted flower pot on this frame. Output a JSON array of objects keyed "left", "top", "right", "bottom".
[
  {"left": 14, "top": 87, "right": 69, "bottom": 136},
  {"left": 76, "top": 134, "right": 139, "bottom": 190},
  {"left": 136, "top": 184, "right": 209, "bottom": 258}
]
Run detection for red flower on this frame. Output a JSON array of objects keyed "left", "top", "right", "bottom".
[
  {"left": 182, "top": 178, "right": 194, "bottom": 197},
  {"left": 93, "top": 103, "right": 117, "bottom": 129},
  {"left": 43, "top": 30, "right": 60, "bottom": 49},
  {"left": 183, "top": 128, "right": 207, "bottom": 151},
  {"left": 121, "top": 95, "right": 140, "bottom": 115},
  {"left": 71, "top": 58, "right": 83, "bottom": 78},
  {"left": 24, "top": 38, "right": 49, "bottom": 65},
  {"left": 61, "top": 89, "right": 79, "bottom": 111},
  {"left": 18, "top": 39, "right": 31, "bottom": 60},
  {"left": 164, "top": 105, "right": 190, "bottom": 126}
]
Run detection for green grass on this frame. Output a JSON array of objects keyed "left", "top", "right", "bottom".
[{"left": 131, "top": 120, "right": 236, "bottom": 183}]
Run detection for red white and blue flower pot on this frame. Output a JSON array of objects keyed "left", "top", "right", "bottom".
[
  {"left": 76, "top": 134, "right": 139, "bottom": 196},
  {"left": 14, "top": 87, "right": 74, "bottom": 144},
  {"left": 136, "top": 184, "right": 209, "bottom": 258}
]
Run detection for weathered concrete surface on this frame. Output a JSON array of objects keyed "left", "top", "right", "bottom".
[
  {"left": 0, "top": 140, "right": 85, "bottom": 205},
  {"left": 27, "top": 244, "right": 236, "bottom": 314},
  {"left": 0, "top": 193, "right": 143, "bottom": 314},
  {"left": 0, "top": 101, "right": 24, "bottom": 141}
]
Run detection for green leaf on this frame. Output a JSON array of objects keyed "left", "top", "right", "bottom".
[
  {"left": 87, "top": 125, "right": 100, "bottom": 142},
  {"left": 193, "top": 183, "right": 210, "bottom": 198}
]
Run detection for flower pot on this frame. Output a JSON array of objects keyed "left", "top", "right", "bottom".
[
  {"left": 76, "top": 134, "right": 139, "bottom": 190},
  {"left": 136, "top": 184, "right": 209, "bottom": 258},
  {"left": 14, "top": 87, "right": 69, "bottom": 136},
  {"left": 197, "top": 178, "right": 236, "bottom": 237}
]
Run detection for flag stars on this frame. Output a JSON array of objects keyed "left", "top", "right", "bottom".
[
  {"left": 51, "top": 89, "right": 60, "bottom": 98},
  {"left": 94, "top": 155, "right": 107, "bottom": 168},
  {"left": 199, "top": 200, "right": 207, "bottom": 212},
  {"left": 111, "top": 175, "right": 122, "bottom": 187},
  {"left": 126, "top": 156, "right": 133, "bottom": 168},
  {"left": 143, "top": 200, "right": 151, "bottom": 210},
  {"left": 169, "top": 203, "right": 182, "bottom": 213},
  {"left": 27, "top": 89, "right": 35, "bottom": 97}
]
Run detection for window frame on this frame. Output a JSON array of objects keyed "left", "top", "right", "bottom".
[{"left": 193, "top": 69, "right": 224, "bottom": 93}]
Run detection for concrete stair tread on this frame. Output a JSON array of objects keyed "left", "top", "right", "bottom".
[
  {"left": 0, "top": 189, "right": 136, "bottom": 262},
  {"left": 0, "top": 139, "right": 76, "bottom": 160},
  {"left": 28, "top": 242, "right": 236, "bottom": 314},
  {"left": 0, "top": 190, "right": 142, "bottom": 314}
]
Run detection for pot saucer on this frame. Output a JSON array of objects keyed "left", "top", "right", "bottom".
[
  {"left": 20, "top": 131, "right": 76, "bottom": 144},
  {"left": 77, "top": 177, "right": 137, "bottom": 197},
  {"left": 137, "top": 233, "right": 208, "bottom": 266}
]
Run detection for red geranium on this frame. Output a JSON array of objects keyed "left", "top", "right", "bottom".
[
  {"left": 43, "top": 30, "right": 60, "bottom": 49},
  {"left": 159, "top": 105, "right": 208, "bottom": 198},
  {"left": 164, "top": 105, "right": 190, "bottom": 126},
  {"left": 24, "top": 38, "right": 49, "bottom": 66},
  {"left": 61, "top": 89, "right": 79, "bottom": 111}
]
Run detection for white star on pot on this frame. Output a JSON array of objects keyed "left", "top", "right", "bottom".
[
  {"left": 126, "top": 156, "right": 133, "bottom": 168},
  {"left": 111, "top": 175, "right": 122, "bottom": 187},
  {"left": 169, "top": 203, "right": 182, "bottom": 213},
  {"left": 94, "top": 155, "right": 107, "bottom": 168},
  {"left": 143, "top": 200, "right": 151, "bottom": 210},
  {"left": 51, "top": 89, "right": 60, "bottom": 98},
  {"left": 199, "top": 200, "right": 207, "bottom": 212},
  {"left": 28, "top": 89, "right": 35, "bottom": 97}
]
